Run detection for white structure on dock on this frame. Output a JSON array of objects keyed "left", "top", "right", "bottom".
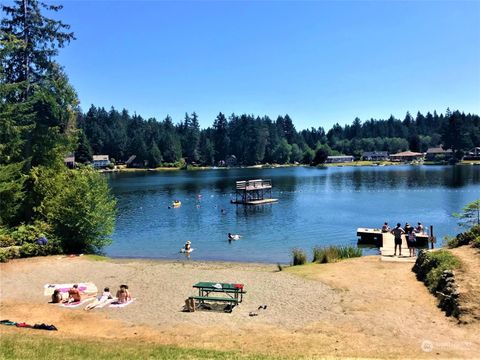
[{"left": 232, "top": 179, "right": 278, "bottom": 205}]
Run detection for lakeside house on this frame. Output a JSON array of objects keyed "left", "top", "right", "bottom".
[
  {"left": 225, "top": 155, "right": 237, "bottom": 167},
  {"left": 464, "top": 147, "right": 480, "bottom": 160},
  {"left": 389, "top": 151, "right": 424, "bottom": 162},
  {"left": 326, "top": 155, "right": 354, "bottom": 163},
  {"left": 425, "top": 147, "right": 453, "bottom": 161},
  {"left": 92, "top": 155, "right": 110, "bottom": 169},
  {"left": 362, "top": 151, "right": 389, "bottom": 161},
  {"left": 63, "top": 154, "right": 75, "bottom": 169}
]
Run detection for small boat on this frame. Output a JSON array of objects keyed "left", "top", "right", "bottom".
[
  {"left": 228, "top": 233, "right": 241, "bottom": 241},
  {"left": 172, "top": 201, "right": 181, "bottom": 208}
]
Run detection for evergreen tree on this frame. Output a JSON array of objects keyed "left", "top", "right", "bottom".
[
  {"left": 0, "top": 1, "right": 116, "bottom": 254},
  {"left": 75, "top": 130, "right": 93, "bottom": 164},
  {"left": 213, "top": 112, "right": 229, "bottom": 163},
  {"left": 1, "top": 0, "right": 75, "bottom": 98}
]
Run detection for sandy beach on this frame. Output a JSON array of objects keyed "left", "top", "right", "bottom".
[{"left": 1, "top": 252, "right": 479, "bottom": 359}]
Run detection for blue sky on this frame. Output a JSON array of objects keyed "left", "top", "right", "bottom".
[{"left": 51, "top": 1, "right": 480, "bottom": 130}]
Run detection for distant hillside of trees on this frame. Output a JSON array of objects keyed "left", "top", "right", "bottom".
[{"left": 76, "top": 107, "right": 480, "bottom": 167}]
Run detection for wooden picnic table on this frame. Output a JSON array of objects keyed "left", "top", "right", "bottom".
[{"left": 192, "top": 282, "right": 246, "bottom": 304}]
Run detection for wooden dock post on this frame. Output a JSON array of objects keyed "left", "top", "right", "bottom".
[{"left": 430, "top": 225, "right": 435, "bottom": 249}]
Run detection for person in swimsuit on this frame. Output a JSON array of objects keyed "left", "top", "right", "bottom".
[
  {"left": 407, "top": 228, "right": 417, "bottom": 257},
  {"left": 390, "top": 223, "right": 405, "bottom": 257},
  {"left": 85, "top": 287, "right": 113, "bottom": 310},
  {"left": 116, "top": 285, "right": 131, "bottom": 303},
  {"left": 381, "top": 222, "right": 390, "bottom": 233},
  {"left": 67, "top": 284, "right": 81, "bottom": 303},
  {"left": 51, "top": 289, "right": 63, "bottom": 303}
]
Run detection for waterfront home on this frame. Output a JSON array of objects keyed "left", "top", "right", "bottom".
[
  {"left": 326, "top": 155, "right": 354, "bottom": 163},
  {"left": 389, "top": 151, "right": 424, "bottom": 162},
  {"left": 64, "top": 154, "right": 75, "bottom": 168},
  {"left": 226, "top": 155, "right": 237, "bottom": 167},
  {"left": 425, "top": 147, "right": 453, "bottom": 161},
  {"left": 464, "top": 147, "right": 480, "bottom": 160},
  {"left": 92, "top": 155, "right": 110, "bottom": 169},
  {"left": 362, "top": 151, "right": 389, "bottom": 161}
]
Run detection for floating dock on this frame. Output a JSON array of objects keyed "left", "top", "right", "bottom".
[
  {"left": 231, "top": 179, "right": 278, "bottom": 205},
  {"left": 357, "top": 228, "right": 429, "bottom": 261}
]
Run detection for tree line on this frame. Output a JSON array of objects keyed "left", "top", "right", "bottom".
[
  {"left": 0, "top": 0, "right": 116, "bottom": 259},
  {"left": 77, "top": 106, "right": 480, "bottom": 167}
]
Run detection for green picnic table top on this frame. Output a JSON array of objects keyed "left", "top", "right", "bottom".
[{"left": 193, "top": 282, "right": 245, "bottom": 291}]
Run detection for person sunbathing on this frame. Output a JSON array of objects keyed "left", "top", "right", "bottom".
[
  {"left": 51, "top": 289, "right": 63, "bottom": 303},
  {"left": 116, "top": 285, "right": 131, "bottom": 303},
  {"left": 85, "top": 287, "right": 113, "bottom": 310},
  {"left": 67, "top": 284, "right": 81, "bottom": 303}
]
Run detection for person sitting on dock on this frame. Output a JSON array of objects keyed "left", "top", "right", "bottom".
[
  {"left": 390, "top": 223, "right": 405, "bottom": 257},
  {"left": 381, "top": 222, "right": 390, "bottom": 233},
  {"left": 415, "top": 222, "right": 424, "bottom": 234}
]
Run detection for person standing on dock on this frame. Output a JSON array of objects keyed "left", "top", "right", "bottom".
[
  {"left": 407, "top": 227, "right": 417, "bottom": 257},
  {"left": 391, "top": 223, "right": 405, "bottom": 257}
]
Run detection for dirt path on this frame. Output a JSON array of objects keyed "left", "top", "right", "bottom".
[
  {"left": 1, "top": 255, "right": 478, "bottom": 359},
  {"left": 450, "top": 246, "right": 480, "bottom": 323}
]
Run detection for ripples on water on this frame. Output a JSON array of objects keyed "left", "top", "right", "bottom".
[{"left": 106, "top": 165, "right": 480, "bottom": 263}]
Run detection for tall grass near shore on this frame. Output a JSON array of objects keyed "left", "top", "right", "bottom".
[
  {"left": 291, "top": 248, "right": 307, "bottom": 265},
  {"left": 290, "top": 245, "right": 362, "bottom": 265},
  {"left": 312, "top": 246, "right": 362, "bottom": 263}
]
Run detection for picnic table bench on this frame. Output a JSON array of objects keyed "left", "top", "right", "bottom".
[{"left": 189, "top": 282, "right": 246, "bottom": 311}]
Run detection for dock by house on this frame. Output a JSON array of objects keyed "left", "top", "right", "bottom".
[{"left": 231, "top": 179, "right": 278, "bottom": 205}]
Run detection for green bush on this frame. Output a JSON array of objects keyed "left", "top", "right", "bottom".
[
  {"left": 19, "top": 243, "right": 40, "bottom": 257},
  {"left": 291, "top": 248, "right": 307, "bottom": 266},
  {"left": 312, "top": 245, "right": 362, "bottom": 263},
  {"left": 413, "top": 250, "right": 461, "bottom": 293},
  {"left": 473, "top": 237, "right": 480, "bottom": 248},
  {"left": 0, "top": 226, "right": 15, "bottom": 247},
  {"left": 47, "top": 168, "right": 116, "bottom": 254},
  {"left": 447, "top": 224, "right": 480, "bottom": 248},
  {"left": 0, "top": 246, "right": 21, "bottom": 262},
  {"left": 10, "top": 221, "right": 52, "bottom": 246}
]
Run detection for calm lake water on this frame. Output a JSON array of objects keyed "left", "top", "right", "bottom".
[{"left": 106, "top": 166, "right": 480, "bottom": 263}]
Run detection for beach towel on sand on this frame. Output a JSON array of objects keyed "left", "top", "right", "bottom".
[
  {"left": 44, "top": 283, "right": 97, "bottom": 296},
  {"left": 59, "top": 297, "right": 94, "bottom": 308},
  {"left": 109, "top": 299, "right": 135, "bottom": 308}
]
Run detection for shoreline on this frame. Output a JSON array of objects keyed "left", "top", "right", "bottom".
[
  {"left": 100, "top": 160, "right": 480, "bottom": 173},
  {"left": 1, "top": 252, "right": 478, "bottom": 359},
  {"left": 82, "top": 254, "right": 288, "bottom": 268}
]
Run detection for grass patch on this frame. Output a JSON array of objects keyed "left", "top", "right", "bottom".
[
  {"left": 0, "top": 333, "right": 279, "bottom": 360},
  {"left": 83, "top": 254, "right": 110, "bottom": 261},
  {"left": 413, "top": 250, "right": 461, "bottom": 293},
  {"left": 312, "top": 245, "right": 362, "bottom": 263},
  {"left": 291, "top": 248, "right": 307, "bottom": 265}
]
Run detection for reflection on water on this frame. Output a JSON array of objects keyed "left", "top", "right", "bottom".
[{"left": 106, "top": 165, "right": 480, "bottom": 263}]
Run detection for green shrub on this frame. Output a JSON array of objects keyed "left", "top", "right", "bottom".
[
  {"left": 473, "top": 237, "right": 480, "bottom": 248},
  {"left": 46, "top": 168, "right": 116, "bottom": 254},
  {"left": 312, "top": 245, "right": 362, "bottom": 263},
  {"left": 291, "top": 248, "right": 307, "bottom": 266},
  {"left": 413, "top": 250, "right": 461, "bottom": 293},
  {"left": 11, "top": 221, "right": 52, "bottom": 246},
  {"left": 0, "top": 246, "right": 21, "bottom": 262},
  {"left": 0, "top": 226, "right": 15, "bottom": 247},
  {"left": 446, "top": 224, "right": 480, "bottom": 248}
]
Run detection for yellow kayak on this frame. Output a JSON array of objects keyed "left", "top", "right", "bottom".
[{"left": 172, "top": 201, "right": 181, "bottom": 207}]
